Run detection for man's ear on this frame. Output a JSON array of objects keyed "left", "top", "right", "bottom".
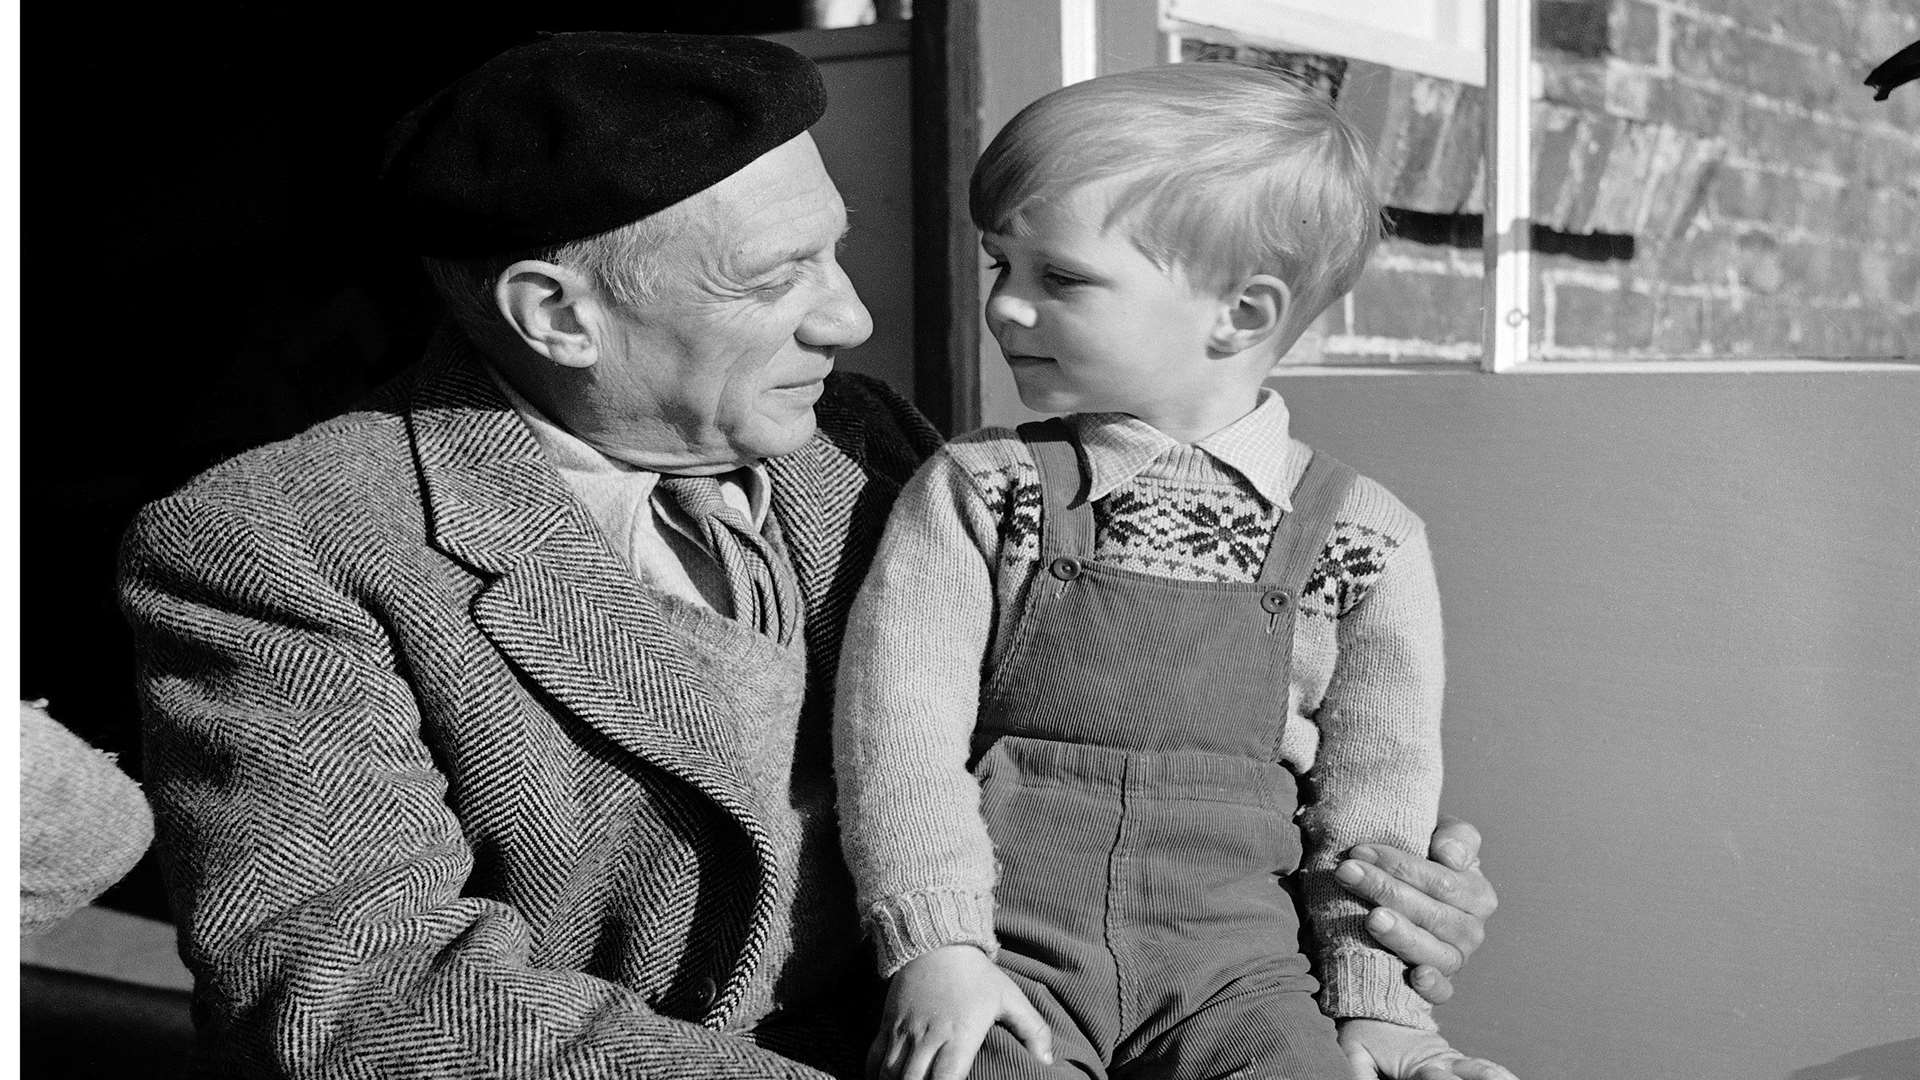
[
  {"left": 496, "top": 260, "right": 602, "bottom": 369},
  {"left": 1209, "top": 274, "right": 1293, "bottom": 356}
]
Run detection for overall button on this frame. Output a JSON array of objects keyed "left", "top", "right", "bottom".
[
  {"left": 1261, "top": 589, "right": 1291, "bottom": 613},
  {"left": 1048, "top": 556, "right": 1084, "bottom": 581}
]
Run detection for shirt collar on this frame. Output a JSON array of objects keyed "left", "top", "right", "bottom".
[
  {"left": 484, "top": 364, "right": 771, "bottom": 527},
  {"left": 1066, "top": 388, "right": 1296, "bottom": 510}
]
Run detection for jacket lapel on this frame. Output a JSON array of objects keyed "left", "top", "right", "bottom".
[{"left": 405, "top": 336, "right": 761, "bottom": 827}]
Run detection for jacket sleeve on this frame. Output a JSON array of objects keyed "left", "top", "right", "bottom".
[
  {"left": 120, "top": 480, "right": 836, "bottom": 1080},
  {"left": 818, "top": 372, "right": 947, "bottom": 485}
]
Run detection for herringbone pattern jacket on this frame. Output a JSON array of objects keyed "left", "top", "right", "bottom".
[{"left": 119, "top": 336, "right": 942, "bottom": 1078}]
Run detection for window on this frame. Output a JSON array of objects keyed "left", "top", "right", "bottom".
[{"left": 1160, "top": 0, "right": 1919, "bottom": 370}]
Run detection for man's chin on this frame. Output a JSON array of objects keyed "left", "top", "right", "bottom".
[{"left": 739, "top": 406, "right": 820, "bottom": 461}]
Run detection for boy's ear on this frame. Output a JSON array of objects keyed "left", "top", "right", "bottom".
[
  {"left": 1209, "top": 274, "right": 1293, "bottom": 355},
  {"left": 496, "top": 260, "right": 605, "bottom": 370}
]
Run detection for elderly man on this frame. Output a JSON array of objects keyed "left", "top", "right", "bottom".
[{"left": 120, "top": 32, "right": 1498, "bottom": 1079}]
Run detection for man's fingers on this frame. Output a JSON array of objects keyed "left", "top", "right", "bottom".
[
  {"left": 1363, "top": 902, "right": 1467, "bottom": 975},
  {"left": 1336, "top": 856, "right": 1476, "bottom": 975},
  {"left": 1000, "top": 995, "right": 1055, "bottom": 1065},
  {"left": 1349, "top": 842, "right": 1497, "bottom": 920},
  {"left": 1430, "top": 814, "right": 1483, "bottom": 871},
  {"left": 1408, "top": 964, "right": 1456, "bottom": 1005}
]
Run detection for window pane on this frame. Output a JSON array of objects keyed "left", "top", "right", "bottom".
[
  {"left": 1528, "top": 0, "right": 1919, "bottom": 360},
  {"left": 1171, "top": 28, "right": 1491, "bottom": 367}
]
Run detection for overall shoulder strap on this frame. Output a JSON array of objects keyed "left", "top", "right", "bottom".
[
  {"left": 1015, "top": 419, "right": 1094, "bottom": 560},
  {"left": 1258, "top": 451, "right": 1359, "bottom": 590}
]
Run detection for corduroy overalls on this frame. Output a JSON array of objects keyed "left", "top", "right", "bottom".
[{"left": 966, "top": 420, "right": 1356, "bottom": 1080}]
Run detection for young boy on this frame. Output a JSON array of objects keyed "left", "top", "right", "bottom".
[{"left": 835, "top": 62, "right": 1490, "bottom": 1080}]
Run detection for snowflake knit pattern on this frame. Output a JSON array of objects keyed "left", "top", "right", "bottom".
[
  {"left": 833, "top": 419, "right": 1445, "bottom": 1030},
  {"left": 968, "top": 446, "right": 1400, "bottom": 619}
]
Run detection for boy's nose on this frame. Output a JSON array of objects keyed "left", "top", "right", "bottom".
[{"left": 986, "top": 292, "right": 1038, "bottom": 329}]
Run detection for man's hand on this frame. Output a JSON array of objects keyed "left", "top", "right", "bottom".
[
  {"left": 868, "top": 945, "right": 1054, "bottom": 1080},
  {"left": 1338, "top": 1019, "right": 1519, "bottom": 1080},
  {"left": 1334, "top": 815, "right": 1499, "bottom": 1004}
]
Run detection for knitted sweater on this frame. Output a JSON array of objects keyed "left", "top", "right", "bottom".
[{"left": 833, "top": 393, "right": 1444, "bottom": 1029}]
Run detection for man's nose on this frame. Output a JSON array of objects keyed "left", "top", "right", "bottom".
[
  {"left": 985, "top": 292, "right": 1038, "bottom": 329},
  {"left": 798, "top": 266, "right": 873, "bottom": 350}
]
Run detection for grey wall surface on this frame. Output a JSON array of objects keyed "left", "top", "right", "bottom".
[
  {"left": 772, "top": 22, "right": 917, "bottom": 399},
  {"left": 1273, "top": 369, "right": 1920, "bottom": 1080}
]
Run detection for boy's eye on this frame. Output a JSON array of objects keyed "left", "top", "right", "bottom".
[{"left": 1042, "top": 270, "right": 1085, "bottom": 288}]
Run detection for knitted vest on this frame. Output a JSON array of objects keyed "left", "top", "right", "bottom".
[{"left": 654, "top": 593, "right": 864, "bottom": 1031}]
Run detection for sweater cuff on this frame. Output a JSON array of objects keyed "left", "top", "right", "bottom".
[
  {"left": 863, "top": 888, "right": 998, "bottom": 978},
  {"left": 1316, "top": 949, "right": 1437, "bottom": 1031}
]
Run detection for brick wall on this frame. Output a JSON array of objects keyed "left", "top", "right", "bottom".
[{"left": 1198, "top": 1, "right": 1920, "bottom": 364}]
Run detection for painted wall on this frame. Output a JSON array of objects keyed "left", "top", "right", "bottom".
[
  {"left": 1269, "top": 368, "right": 1920, "bottom": 1080},
  {"left": 968, "top": 8, "right": 1918, "bottom": 1071},
  {"left": 770, "top": 23, "right": 918, "bottom": 398}
]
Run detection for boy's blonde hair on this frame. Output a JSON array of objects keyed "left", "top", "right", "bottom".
[{"left": 969, "top": 62, "right": 1383, "bottom": 343}]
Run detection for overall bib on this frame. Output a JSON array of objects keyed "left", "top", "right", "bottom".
[{"left": 967, "top": 420, "right": 1356, "bottom": 1080}]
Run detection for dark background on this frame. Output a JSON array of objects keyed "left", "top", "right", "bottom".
[{"left": 22, "top": 3, "right": 816, "bottom": 923}]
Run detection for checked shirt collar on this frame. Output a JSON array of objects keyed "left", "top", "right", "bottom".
[{"left": 1065, "top": 388, "right": 1299, "bottom": 512}]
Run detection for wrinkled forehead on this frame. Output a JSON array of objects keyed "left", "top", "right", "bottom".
[{"left": 679, "top": 134, "right": 850, "bottom": 269}]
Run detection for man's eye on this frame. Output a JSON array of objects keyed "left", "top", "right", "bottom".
[{"left": 754, "top": 273, "right": 800, "bottom": 297}]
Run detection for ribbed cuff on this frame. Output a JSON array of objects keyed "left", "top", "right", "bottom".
[
  {"left": 864, "top": 889, "right": 998, "bottom": 978},
  {"left": 1317, "top": 949, "right": 1438, "bottom": 1031}
]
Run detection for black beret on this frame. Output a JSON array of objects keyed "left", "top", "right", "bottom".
[{"left": 379, "top": 32, "right": 826, "bottom": 257}]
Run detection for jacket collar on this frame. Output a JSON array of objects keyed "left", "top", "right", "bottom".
[
  {"left": 403, "top": 328, "right": 888, "bottom": 796},
  {"left": 405, "top": 330, "right": 765, "bottom": 813}
]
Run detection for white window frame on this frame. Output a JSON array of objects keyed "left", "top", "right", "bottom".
[
  {"left": 1156, "top": 0, "right": 1524, "bottom": 371},
  {"left": 1124, "top": 0, "right": 1915, "bottom": 374},
  {"left": 1163, "top": 0, "right": 1485, "bottom": 87}
]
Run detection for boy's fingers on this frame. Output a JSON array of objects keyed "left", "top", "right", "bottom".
[
  {"left": 901, "top": 1039, "right": 940, "bottom": 1080},
  {"left": 1340, "top": 1042, "right": 1378, "bottom": 1080},
  {"left": 1001, "top": 996, "right": 1055, "bottom": 1064},
  {"left": 928, "top": 1032, "right": 987, "bottom": 1080},
  {"left": 1408, "top": 1053, "right": 1520, "bottom": 1080},
  {"left": 1446, "top": 1058, "right": 1519, "bottom": 1080},
  {"left": 871, "top": 1032, "right": 914, "bottom": 1080}
]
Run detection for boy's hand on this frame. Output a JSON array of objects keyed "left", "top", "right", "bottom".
[
  {"left": 868, "top": 945, "right": 1055, "bottom": 1080},
  {"left": 1338, "top": 1018, "right": 1519, "bottom": 1080}
]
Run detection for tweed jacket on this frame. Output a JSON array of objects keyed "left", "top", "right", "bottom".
[{"left": 119, "top": 334, "right": 942, "bottom": 1079}]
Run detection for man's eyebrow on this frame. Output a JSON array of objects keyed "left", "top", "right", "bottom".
[{"left": 745, "top": 223, "right": 854, "bottom": 272}]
